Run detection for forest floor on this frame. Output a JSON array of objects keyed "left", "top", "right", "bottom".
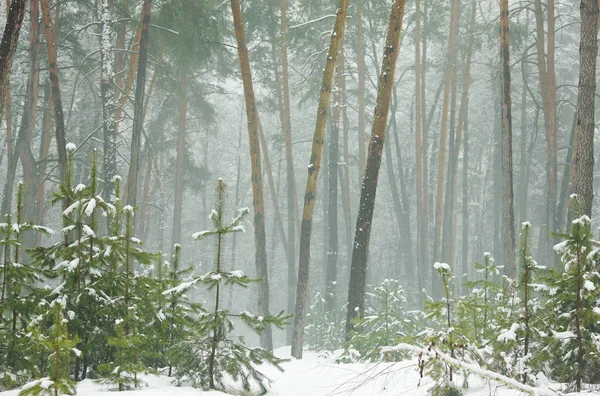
[{"left": 1, "top": 347, "right": 598, "bottom": 395}]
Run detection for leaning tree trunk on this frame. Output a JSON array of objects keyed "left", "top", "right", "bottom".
[
  {"left": 290, "top": 0, "right": 350, "bottom": 359},
  {"left": 569, "top": 0, "right": 598, "bottom": 218},
  {"left": 345, "top": 0, "right": 406, "bottom": 336},
  {"left": 500, "top": 0, "right": 516, "bottom": 279},
  {"left": 230, "top": 0, "right": 273, "bottom": 352},
  {"left": 125, "top": 0, "right": 151, "bottom": 207},
  {"left": 0, "top": 0, "right": 26, "bottom": 118},
  {"left": 41, "top": 0, "right": 67, "bottom": 183}
]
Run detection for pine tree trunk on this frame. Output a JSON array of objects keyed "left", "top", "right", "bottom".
[
  {"left": 291, "top": 0, "right": 350, "bottom": 359},
  {"left": 356, "top": 0, "right": 366, "bottom": 178},
  {"left": 345, "top": 0, "right": 406, "bottom": 335},
  {"left": 533, "top": 0, "right": 557, "bottom": 267},
  {"left": 279, "top": 0, "right": 299, "bottom": 342},
  {"left": 171, "top": 69, "right": 187, "bottom": 248},
  {"left": 500, "top": 0, "right": 516, "bottom": 279},
  {"left": 41, "top": 0, "right": 67, "bottom": 183},
  {"left": 230, "top": 0, "right": 272, "bottom": 351},
  {"left": 569, "top": 0, "right": 598, "bottom": 218},
  {"left": 326, "top": 50, "right": 343, "bottom": 313},
  {"left": 432, "top": 0, "right": 459, "bottom": 297},
  {"left": 0, "top": 0, "right": 26, "bottom": 119},
  {"left": 461, "top": 102, "right": 470, "bottom": 280},
  {"left": 125, "top": 0, "right": 151, "bottom": 207}
]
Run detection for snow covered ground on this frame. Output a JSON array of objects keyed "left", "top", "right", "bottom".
[{"left": 2, "top": 347, "right": 599, "bottom": 395}]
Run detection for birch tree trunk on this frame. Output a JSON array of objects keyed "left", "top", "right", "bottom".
[
  {"left": 230, "top": 0, "right": 272, "bottom": 351},
  {"left": 291, "top": 0, "right": 350, "bottom": 359},
  {"left": 346, "top": 0, "right": 406, "bottom": 335}
]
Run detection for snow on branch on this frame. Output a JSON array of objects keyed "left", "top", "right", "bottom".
[
  {"left": 381, "top": 343, "right": 558, "bottom": 396},
  {"left": 289, "top": 14, "right": 337, "bottom": 30}
]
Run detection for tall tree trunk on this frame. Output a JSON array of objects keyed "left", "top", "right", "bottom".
[
  {"left": 345, "top": 0, "right": 406, "bottom": 335},
  {"left": 125, "top": 0, "right": 151, "bottom": 207},
  {"left": 500, "top": 0, "right": 516, "bottom": 279},
  {"left": 420, "top": 0, "right": 430, "bottom": 296},
  {"left": 326, "top": 48, "right": 343, "bottom": 313},
  {"left": 433, "top": 0, "right": 460, "bottom": 272},
  {"left": 18, "top": 0, "right": 40, "bottom": 235},
  {"left": 414, "top": 0, "right": 425, "bottom": 303},
  {"left": 100, "top": 0, "right": 116, "bottom": 205},
  {"left": 442, "top": 1, "right": 476, "bottom": 278},
  {"left": 280, "top": 0, "right": 299, "bottom": 343},
  {"left": 171, "top": 70, "right": 187, "bottom": 249},
  {"left": 534, "top": 0, "right": 557, "bottom": 266},
  {"left": 518, "top": 36, "right": 529, "bottom": 225},
  {"left": 230, "top": 0, "right": 272, "bottom": 352},
  {"left": 356, "top": 0, "right": 366, "bottom": 178},
  {"left": 41, "top": 0, "right": 67, "bottom": 183},
  {"left": 0, "top": 0, "right": 26, "bottom": 118},
  {"left": 461, "top": 100, "right": 470, "bottom": 281},
  {"left": 291, "top": 0, "right": 350, "bottom": 359},
  {"left": 569, "top": 0, "right": 598, "bottom": 218}
]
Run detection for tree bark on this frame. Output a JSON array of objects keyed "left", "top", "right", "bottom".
[
  {"left": 356, "top": 0, "right": 366, "bottom": 178},
  {"left": 279, "top": 0, "right": 299, "bottom": 342},
  {"left": 533, "top": 0, "right": 557, "bottom": 266},
  {"left": 0, "top": 0, "right": 26, "bottom": 119},
  {"left": 291, "top": 0, "right": 350, "bottom": 359},
  {"left": 569, "top": 0, "right": 598, "bottom": 218},
  {"left": 433, "top": 0, "right": 460, "bottom": 273},
  {"left": 125, "top": 0, "right": 151, "bottom": 207},
  {"left": 500, "top": 0, "right": 516, "bottom": 279},
  {"left": 100, "top": 0, "right": 117, "bottom": 204},
  {"left": 230, "top": 0, "right": 272, "bottom": 352},
  {"left": 345, "top": 0, "right": 406, "bottom": 335},
  {"left": 171, "top": 69, "right": 187, "bottom": 248},
  {"left": 41, "top": 0, "right": 67, "bottom": 183}
]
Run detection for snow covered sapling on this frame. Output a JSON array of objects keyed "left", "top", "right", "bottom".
[
  {"left": 492, "top": 222, "right": 544, "bottom": 382},
  {"left": 170, "top": 179, "right": 288, "bottom": 393},
  {"left": 20, "top": 297, "right": 78, "bottom": 396},
  {"left": 345, "top": 279, "right": 421, "bottom": 362},
  {"left": 542, "top": 198, "right": 600, "bottom": 391},
  {"left": 0, "top": 183, "right": 52, "bottom": 389},
  {"left": 304, "top": 292, "right": 344, "bottom": 353}
]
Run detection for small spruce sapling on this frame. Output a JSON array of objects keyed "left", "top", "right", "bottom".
[
  {"left": 169, "top": 179, "right": 289, "bottom": 393},
  {"left": 304, "top": 292, "right": 344, "bottom": 353},
  {"left": 20, "top": 297, "right": 78, "bottom": 396}
]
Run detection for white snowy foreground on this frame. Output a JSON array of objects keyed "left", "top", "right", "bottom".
[{"left": 2, "top": 347, "right": 599, "bottom": 395}]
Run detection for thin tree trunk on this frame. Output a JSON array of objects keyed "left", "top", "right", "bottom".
[
  {"left": 534, "top": 0, "right": 557, "bottom": 266},
  {"left": 100, "top": 0, "right": 116, "bottom": 205},
  {"left": 41, "top": 0, "right": 67, "bottom": 183},
  {"left": 171, "top": 69, "right": 187, "bottom": 249},
  {"left": 0, "top": 0, "right": 26, "bottom": 118},
  {"left": 433, "top": 0, "right": 460, "bottom": 272},
  {"left": 230, "top": 0, "right": 272, "bottom": 351},
  {"left": 443, "top": 1, "right": 476, "bottom": 277},
  {"left": 291, "top": 0, "right": 350, "bottom": 359},
  {"left": 569, "top": 0, "right": 598, "bottom": 219},
  {"left": 356, "top": 0, "right": 366, "bottom": 178},
  {"left": 461, "top": 100, "right": 470, "bottom": 281},
  {"left": 279, "top": 0, "right": 299, "bottom": 342},
  {"left": 345, "top": 0, "right": 406, "bottom": 335},
  {"left": 125, "top": 0, "right": 151, "bottom": 207},
  {"left": 500, "top": 0, "right": 516, "bottom": 279}
]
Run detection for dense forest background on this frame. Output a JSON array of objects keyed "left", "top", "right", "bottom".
[{"left": 0, "top": 0, "right": 596, "bottom": 354}]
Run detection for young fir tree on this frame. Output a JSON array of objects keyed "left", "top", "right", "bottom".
[
  {"left": 541, "top": 197, "right": 600, "bottom": 391},
  {"left": 19, "top": 296, "right": 78, "bottom": 396},
  {"left": 491, "top": 222, "right": 544, "bottom": 383},
  {"left": 169, "top": 179, "right": 288, "bottom": 393},
  {"left": 304, "top": 292, "right": 344, "bottom": 353},
  {"left": 344, "top": 279, "right": 421, "bottom": 362},
  {"left": 0, "top": 183, "right": 53, "bottom": 389}
]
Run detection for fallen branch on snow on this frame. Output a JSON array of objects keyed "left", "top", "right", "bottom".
[{"left": 381, "top": 343, "right": 559, "bottom": 396}]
